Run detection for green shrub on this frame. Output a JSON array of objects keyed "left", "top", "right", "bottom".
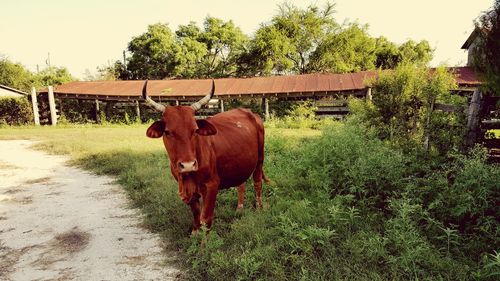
[
  {"left": 351, "top": 63, "right": 466, "bottom": 155},
  {"left": 0, "top": 96, "right": 33, "bottom": 125},
  {"left": 297, "top": 120, "right": 406, "bottom": 209}
]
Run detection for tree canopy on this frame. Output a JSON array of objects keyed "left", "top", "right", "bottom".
[
  {"left": 115, "top": 1, "right": 434, "bottom": 80},
  {"left": 2, "top": 1, "right": 437, "bottom": 84},
  {"left": 0, "top": 56, "right": 74, "bottom": 91},
  {"left": 474, "top": 0, "right": 500, "bottom": 95},
  {"left": 0, "top": 56, "right": 33, "bottom": 92}
]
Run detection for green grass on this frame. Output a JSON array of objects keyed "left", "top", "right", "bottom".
[
  {"left": 1, "top": 123, "right": 498, "bottom": 280},
  {"left": 489, "top": 129, "right": 500, "bottom": 138},
  {"left": 0, "top": 124, "right": 321, "bottom": 252}
]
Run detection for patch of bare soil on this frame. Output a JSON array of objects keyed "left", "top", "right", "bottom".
[
  {"left": 54, "top": 228, "right": 90, "bottom": 254},
  {"left": 0, "top": 140, "right": 180, "bottom": 281}
]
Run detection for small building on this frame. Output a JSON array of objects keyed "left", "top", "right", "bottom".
[
  {"left": 0, "top": 84, "right": 28, "bottom": 98},
  {"left": 461, "top": 27, "right": 487, "bottom": 67}
]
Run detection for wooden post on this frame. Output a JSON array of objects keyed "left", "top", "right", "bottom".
[
  {"left": 30, "top": 87, "right": 40, "bottom": 125},
  {"left": 465, "top": 89, "right": 483, "bottom": 148},
  {"left": 366, "top": 87, "right": 373, "bottom": 101},
  {"left": 263, "top": 97, "right": 270, "bottom": 121},
  {"left": 47, "top": 86, "right": 57, "bottom": 126},
  {"left": 220, "top": 99, "right": 224, "bottom": 112},
  {"left": 95, "top": 99, "right": 101, "bottom": 124},
  {"left": 58, "top": 99, "right": 64, "bottom": 120},
  {"left": 423, "top": 101, "right": 435, "bottom": 152},
  {"left": 175, "top": 100, "right": 179, "bottom": 106},
  {"left": 135, "top": 100, "right": 141, "bottom": 121}
]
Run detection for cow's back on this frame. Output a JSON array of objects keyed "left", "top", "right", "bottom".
[{"left": 208, "top": 108, "right": 263, "bottom": 189}]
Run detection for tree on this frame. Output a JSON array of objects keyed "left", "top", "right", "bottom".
[
  {"left": 474, "top": 0, "right": 500, "bottom": 95},
  {"left": 0, "top": 56, "right": 33, "bottom": 92},
  {"left": 308, "top": 23, "right": 377, "bottom": 73},
  {"left": 197, "top": 17, "right": 248, "bottom": 77},
  {"left": 126, "top": 23, "right": 179, "bottom": 79},
  {"left": 237, "top": 25, "right": 296, "bottom": 76},
  {"left": 174, "top": 22, "right": 208, "bottom": 78},
  {"left": 33, "top": 66, "right": 74, "bottom": 87},
  {"left": 398, "top": 40, "right": 433, "bottom": 66},
  {"left": 244, "top": 1, "right": 337, "bottom": 75},
  {"left": 374, "top": 37, "right": 401, "bottom": 69},
  {"left": 241, "top": 1, "right": 433, "bottom": 76}
]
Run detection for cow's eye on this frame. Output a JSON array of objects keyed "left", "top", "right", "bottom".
[{"left": 164, "top": 130, "right": 171, "bottom": 136}]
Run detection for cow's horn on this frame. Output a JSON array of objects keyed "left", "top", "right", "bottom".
[
  {"left": 191, "top": 80, "right": 215, "bottom": 111},
  {"left": 142, "top": 80, "right": 165, "bottom": 112}
]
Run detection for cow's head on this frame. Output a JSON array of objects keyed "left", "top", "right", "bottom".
[{"left": 144, "top": 80, "right": 217, "bottom": 203}]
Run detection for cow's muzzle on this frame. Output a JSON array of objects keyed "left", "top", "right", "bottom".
[{"left": 178, "top": 160, "right": 198, "bottom": 173}]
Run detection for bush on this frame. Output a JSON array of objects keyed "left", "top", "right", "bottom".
[
  {"left": 351, "top": 63, "right": 466, "bottom": 155},
  {"left": 0, "top": 96, "right": 33, "bottom": 125},
  {"left": 183, "top": 120, "right": 499, "bottom": 280}
]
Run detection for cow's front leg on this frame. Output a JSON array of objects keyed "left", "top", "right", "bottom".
[
  {"left": 236, "top": 183, "right": 246, "bottom": 210},
  {"left": 200, "top": 181, "right": 219, "bottom": 230},
  {"left": 189, "top": 196, "right": 201, "bottom": 234}
]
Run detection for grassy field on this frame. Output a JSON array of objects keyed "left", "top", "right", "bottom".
[{"left": 1, "top": 123, "right": 498, "bottom": 280}]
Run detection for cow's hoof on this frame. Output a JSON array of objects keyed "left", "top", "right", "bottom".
[{"left": 236, "top": 204, "right": 244, "bottom": 211}]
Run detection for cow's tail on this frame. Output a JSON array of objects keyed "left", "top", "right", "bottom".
[{"left": 262, "top": 171, "right": 271, "bottom": 184}]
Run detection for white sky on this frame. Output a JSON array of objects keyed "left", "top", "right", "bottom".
[{"left": 0, "top": 0, "right": 493, "bottom": 79}]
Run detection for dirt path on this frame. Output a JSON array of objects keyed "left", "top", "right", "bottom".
[{"left": 0, "top": 140, "right": 180, "bottom": 281}]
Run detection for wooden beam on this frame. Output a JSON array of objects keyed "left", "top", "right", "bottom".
[
  {"left": 30, "top": 87, "right": 40, "bottom": 125},
  {"left": 434, "top": 103, "right": 465, "bottom": 112}
]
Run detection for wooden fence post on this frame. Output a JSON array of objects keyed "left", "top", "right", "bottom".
[
  {"left": 135, "top": 100, "right": 141, "bottom": 121},
  {"left": 47, "top": 86, "right": 57, "bottom": 126},
  {"left": 366, "top": 87, "right": 373, "bottom": 101},
  {"left": 95, "top": 99, "right": 101, "bottom": 124},
  {"left": 263, "top": 97, "right": 270, "bottom": 121},
  {"left": 220, "top": 99, "right": 224, "bottom": 112},
  {"left": 465, "top": 89, "right": 483, "bottom": 148},
  {"left": 30, "top": 87, "right": 40, "bottom": 125}
]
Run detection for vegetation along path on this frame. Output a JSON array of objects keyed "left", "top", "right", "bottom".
[{"left": 0, "top": 140, "right": 179, "bottom": 281}]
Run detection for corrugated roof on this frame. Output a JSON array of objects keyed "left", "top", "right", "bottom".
[
  {"left": 449, "top": 67, "right": 482, "bottom": 86},
  {"left": 39, "top": 67, "right": 480, "bottom": 98}
]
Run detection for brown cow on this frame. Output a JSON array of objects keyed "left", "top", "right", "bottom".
[{"left": 143, "top": 81, "right": 267, "bottom": 232}]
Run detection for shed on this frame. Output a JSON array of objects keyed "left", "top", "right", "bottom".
[
  {"left": 461, "top": 27, "right": 488, "bottom": 67},
  {"left": 0, "top": 84, "right": 28, "bottom": 98}
]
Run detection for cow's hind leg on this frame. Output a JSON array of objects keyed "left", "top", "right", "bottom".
[
  {"left": 237, "top": 183, "right": 246, "bottom": 210},
  {"left": 252, "top": 165, "right": 263, "bottom": 209}
]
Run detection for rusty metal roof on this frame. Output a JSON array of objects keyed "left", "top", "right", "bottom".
[
  {"left": 449, "top": 67, "right": 482, "bottom": 86},
  {"left": 39, "top": 67, "right": 480, "bottom": 99}
]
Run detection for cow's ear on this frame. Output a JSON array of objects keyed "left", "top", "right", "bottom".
[
  {"left": 196, "top": 119, "right": 217, "bottom": 136},
  {"left": 146, "top": 121, "right": 166, "bottom": 138}
]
